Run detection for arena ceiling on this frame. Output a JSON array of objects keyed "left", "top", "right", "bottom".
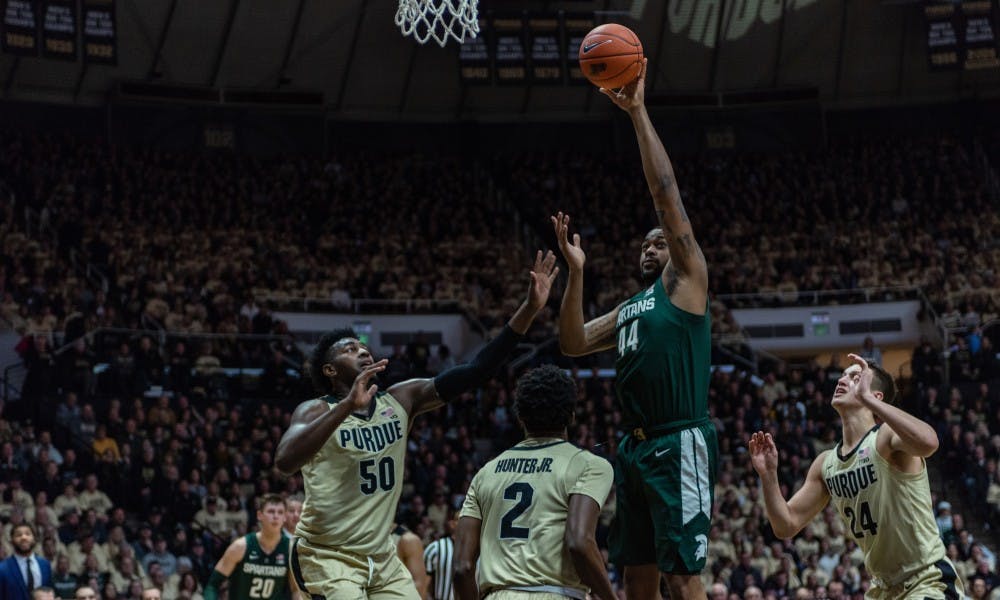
[{"left": 2, "top": 0, "right": 999, "bottom": 119}]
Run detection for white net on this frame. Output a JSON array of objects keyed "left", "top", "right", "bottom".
[{"left": 395, "top": 0, "right": 480, "bottom": 47}]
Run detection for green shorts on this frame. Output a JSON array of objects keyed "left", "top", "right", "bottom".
[{"left": 607, "top": 421, "right": 718, "bottom": 575}]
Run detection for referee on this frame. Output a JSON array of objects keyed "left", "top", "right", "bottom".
[{"left": 424, "top": 510, "right": 457, "bottom": 600}]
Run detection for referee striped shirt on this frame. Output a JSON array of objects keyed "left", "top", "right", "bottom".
[{"left": 423, "top": 536, "right": 455, "bottom": 600}]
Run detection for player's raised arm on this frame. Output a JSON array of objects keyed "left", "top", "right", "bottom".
[
  {"left": 551, "top": 212, "right": 619, "bottom": 357},
  {"left": 389, "top": 250, "right": 559, "bottom": 417},
  {"left": 847, "top": 354, "right": 939, "bottom": 459},
  {"left": 749, "top": 432, "right": 830, "bottom": 539},
  {"left": 274, "top": 360, "right": 387, "bottom": 474},
  {"left": 602, "top": 59, "right": 708, "bottom": 298}
]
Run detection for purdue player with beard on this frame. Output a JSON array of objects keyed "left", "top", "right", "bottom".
[
  {"left": 276, "top": 252, "right": 559, "bottom": 600},
  {"left": 454, "top": 365, "right": 615, "bottom": 600},
  {"left": 552, "top": 59, "right": 716, "bottom": 600},
  {"left": 204, "top": 494, "right": 298, "bottom": 600},
  {"left": 750, "top": 355, "right": 962, "bottom": 599}
]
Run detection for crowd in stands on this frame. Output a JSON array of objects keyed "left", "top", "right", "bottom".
[
  {"left": 0, "top": 130, "right": 999, "bottom": 599},
  {"left": 0, "top": 328, "right": 998, "bottom": 599},
  {"left": 2, "top": 133, "right": 998, "bottom": 345}
]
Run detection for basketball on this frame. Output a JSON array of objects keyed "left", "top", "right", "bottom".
[{"left": 578, "top": 23, "right": 644, "bottom": 90}]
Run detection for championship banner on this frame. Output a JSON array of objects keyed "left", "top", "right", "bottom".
[
  {"left": 527, "top": 13, "right": 561, "bottom": 83},
  {"left": 458, "top": 16, "right": 490, "bottom": 84},
  {"left": 961, "top": 0, "right": 1000, "bottom": 69},
  {"left": 564, "top": 12, "right": 595, "bottom": 84},
  {"left": 41, "top": 0, "right": 75, "bottom": 60},
  {"left": 2, "top": 0, "right": 40, "bottom": 56},
  {"left": 492, "top": 11, "right": 526, "bottom": 84},
  {"left": 925, "top": 0, "right": 1000, "bottom": 70},
  {"left": 82, "top": 0, "right": 115, "bottom": 64}
]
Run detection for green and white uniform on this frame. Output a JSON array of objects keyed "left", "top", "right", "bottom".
[
  {"left": 607, "top": 277, "right": 718, "bottom": 574},
  {"left": 230, "top": 534, "right": 291, "bottom": 600}
]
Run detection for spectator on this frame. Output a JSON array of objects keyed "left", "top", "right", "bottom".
[
  {"left": 51, "top": 556, "right": 77, "bottom": 599},
  {"left": 73, "top": 587, "right": 97, "bottom": 600},
  {"left": 77, "top": 476, "right": 112, "bottom": 518},
  {"left": 140, "top": 538, "right": 177, "bottom": 578},
  {"left": 0, "top": 523, "right": 53, "bottom": 600},
  {"left": 858, "top": 336, "right": 883, "bottom": 367}
]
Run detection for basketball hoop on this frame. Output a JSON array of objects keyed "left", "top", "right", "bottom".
[{"left": 395, "top": 0, "right": 480, "bottom": 47}]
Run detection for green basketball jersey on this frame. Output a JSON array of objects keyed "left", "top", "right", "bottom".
[
  {"left": 614, "top": 277, "right": 712, "bottom": 430},
  {"left": 231, "top": 533, "right": 291, "bottom": 600},
  {"left": 821, "top": 426, "right": 945, "bottom": 586}
]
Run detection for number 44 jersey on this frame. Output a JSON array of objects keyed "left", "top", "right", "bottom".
[
  {"left": 297, "top": 392, "right": 408, "bottom": 556},
  {"left": 460, "top": 438, "right": 613, "bottom": 598},
  {"left": 614, "top": 277, "right": 712, "bottom": 433},
  {"left": 822, "top": 425, "right": 945, "bottom": 585}
]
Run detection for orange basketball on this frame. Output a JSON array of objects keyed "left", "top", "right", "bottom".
[{"left": 578, "top": 23, "right": 643, "bottom": 90}]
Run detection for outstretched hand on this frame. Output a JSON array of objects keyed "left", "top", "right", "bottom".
[
  {"left": 347, "top": 359, "right": 388, "bottom": 411},
  {"left": 599, "top": 58, "right": 647, "bottom": 113},
  {"left": 748, "top": 431, "right": 779, "bottom": 476},
  {"left": 527, "top": 250, "right": 560, "bottom": 310},
  {"left": 846, "top": 353, "right": 876, "bottom": 402},
  {"left": 551, "top": 212, "right": 586, "bottom": 271}
]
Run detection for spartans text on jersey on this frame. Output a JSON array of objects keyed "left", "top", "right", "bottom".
[{"left": 616, "top": 297, "right": 656, "bottom": 327}]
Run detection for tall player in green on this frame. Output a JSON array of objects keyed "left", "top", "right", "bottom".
[
  {"left": 552, "top": 58, "right": 717, "bottom": 600},
  {"left": 204, "top": 494, "right": 300, "bottom": 600},
  {"left": 750, "top": 355, "right": 963, "bottom": 599}
]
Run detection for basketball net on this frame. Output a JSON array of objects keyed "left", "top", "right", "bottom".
[{"left": 395, "top": 0, "right": 480, "bottom": 47}]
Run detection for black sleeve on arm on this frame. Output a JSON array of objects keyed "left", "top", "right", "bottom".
[{"left": 433, "top": 325, "right": 524, "bottom": 401}]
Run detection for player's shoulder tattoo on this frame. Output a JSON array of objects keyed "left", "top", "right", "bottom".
[{"left": 665, "top": 265, "right": 680, "bottom": 296}]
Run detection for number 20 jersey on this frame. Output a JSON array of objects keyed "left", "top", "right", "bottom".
[
  {"left": 460, "top": 439, "right": 613, "bottom": 597},
  {"left": 296, "top": 392, "right": 408, "bottom": 556},
  {"left": 822, "top": 425, "right": 945, "bottom": 585}
]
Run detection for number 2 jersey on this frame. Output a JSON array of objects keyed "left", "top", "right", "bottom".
[
  {"left": 822, "top": 425, "right": 945, "bottom": 585},
  {"left": 614, "top": 277, "right": 712, "bottom": 431},
  {"left": 296, "top": 392, "right": 408, "bottom": 557},
  {"left": 460, "top": 438, "right": 613, "bottom": 598}
]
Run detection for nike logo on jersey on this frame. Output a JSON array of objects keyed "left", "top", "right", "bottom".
[
  {"left": 582, "top": 39, "right": 612, "bottom": 53},
  {"left": 655, "top": 448, "right": 671, "bottom": 457}
]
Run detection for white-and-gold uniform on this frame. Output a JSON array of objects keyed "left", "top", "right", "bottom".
[
  {"left": 822, "top": 425, "right": 961, "bottom": 599},
  {"left": 460, "top": 438, "right": 613, "bottom": 599},
  {"left": 291, "top": 392, "right": 418, "bottom": 600}
]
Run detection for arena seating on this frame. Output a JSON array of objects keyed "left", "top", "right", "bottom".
[{"left": 1, "top": 130, "right": 999, "bottom": 599}]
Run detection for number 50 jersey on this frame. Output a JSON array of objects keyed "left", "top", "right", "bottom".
[
  {"left": 822, "top": 425, "right": 945, "bottom": 586},
  {"left": 296, "top": 392, "right": 409, "bottom": 556},
  {"left": 460, "top": 438, "right": 613, "bottom": 598}
]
